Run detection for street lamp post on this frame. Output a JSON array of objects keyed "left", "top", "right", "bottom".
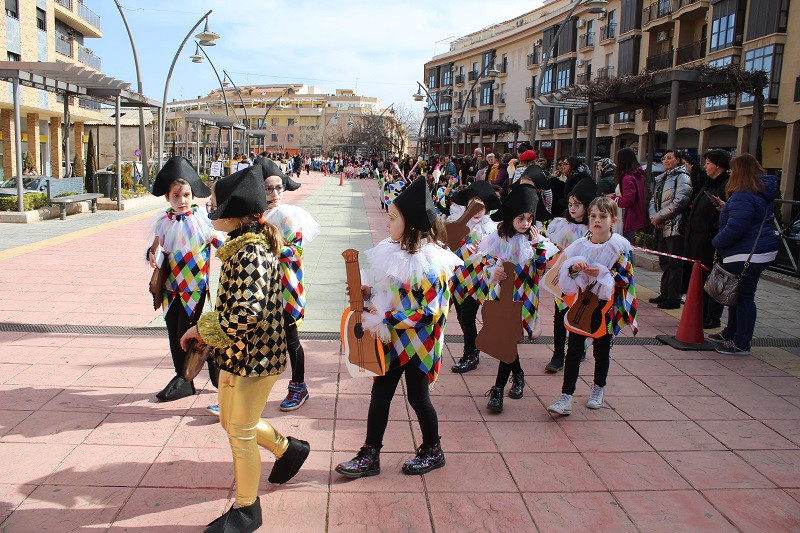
[
  {"left": 258, "top": 94, "right": 286, "bottom": 154},
  {"left": 222, "top": 71, "right": 248, "bottom": 156},
  {"left": 158, "top": 11, "right": 219, "bottom": 171},
  {"left": 412, "top": 82, "right": 444, "bottom": 157},
  {"left": 452, "top": 63, "right": 500, "bottom": 156}
]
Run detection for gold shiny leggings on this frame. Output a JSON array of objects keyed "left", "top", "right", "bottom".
[{"left": 218, "top": 371, "right": 288, "bottom": 507}]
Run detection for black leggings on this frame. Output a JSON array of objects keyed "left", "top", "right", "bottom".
[
  {"left": 459, "top": 297, "right": 480, "bottom": 353},
  {"left": 284, "top": 310, "right": 305, "bottom": 383},
  {"left": 366, "top": 364, "right": 438, "bottom": 448},
  {"left": 562, "top": 332, "right": 611, "bottom": 395},
  {"left": 165, "top": 291, "right": 218, "bottom": 386},
  {"left": 553, "top": 307, "right": 568, "bottom": 356},
  {"left": 494, "top": 355, "right": 523, "bottom": 389}
]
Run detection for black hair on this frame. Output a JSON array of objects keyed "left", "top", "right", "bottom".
[
  {"left": 613, "top": 147, "right": 640, "bottom": 184},
  {"left": 497, "top": 216, "right": 532, "bottom": 240}
]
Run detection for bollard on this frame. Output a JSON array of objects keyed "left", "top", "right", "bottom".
[{"left": 339, "top": 172, "right": 344, "bottom": 186}]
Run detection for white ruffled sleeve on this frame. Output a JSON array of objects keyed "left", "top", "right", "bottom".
[
  {"left": 592, "top": 264, "right": 614, "bottom": 300},
  {"left": 559, "top": 256, "right": 587, "bottom": 296},
  {"left": 361, "top": 310, "right": 390, "bottom": 343}
]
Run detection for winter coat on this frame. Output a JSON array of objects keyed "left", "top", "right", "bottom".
[
  {"left": 712, "top": 174, "right": 779, "bottom": 261},
  {"left": 614, "top": 167, "right": 647, "bottom": 234},
  {"left": 684, "top": 171, "right": 729, "bottom": 267},
  {"left": 562, "top": 165, "right": 593, "bottom": 210},
  {"left": 596, "top": 171, "right": 616, "bottom": 196},
  {"left": 648, "top": 165, "right": 693, "bottom": 238}
]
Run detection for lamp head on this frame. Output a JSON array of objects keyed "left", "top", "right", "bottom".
[
  {"left": 412, "top": 90, "right": 424, "bottom": 102},
  {"left": 584, "top": 0, "right": 608, "bottom": 13},
  {"left": 487, "top": 66, "right": 500, "bottom": 77},
  {"left": 195, "top": 19, "right": 220, "bottom": 42},
  {"left": 347, "top": 117, "right": 354, "bottom": 127},
  {"left": 198, "top": 39, "right": 216, "bottom": 47},
  {"left": 190, "top": 44, "right": 203, "bottom": 63}
]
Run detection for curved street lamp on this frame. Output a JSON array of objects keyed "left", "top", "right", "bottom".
[{"left": 452, "top": 62, "right": 500, "bottom": 156}]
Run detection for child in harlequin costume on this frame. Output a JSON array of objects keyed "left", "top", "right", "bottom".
[
  {"left": 542, "top": 177, "right": 595, "bottom": 373},
  {"left": 180, "top": 165, "right": 310, "bottom": 533},
  {"left": 335, "top": 177, "right": 462, "bottom": 478},
  {"left": 448, "top": 180, "right": 501, "bottom": 373},
  {"left": 467, "top": 184, "right": 551, "bottom": 413},
  {"left": 547, "top": 196, "right": 638, "bottom": 416},
  {"left": 434, "top": 174, "right": 460, "bottom": 218},
  {"left": 148, "top": 156, "right": 224, "bottom": 403},
  {"left": 253, "top": 157, "right": 320, "bottom": 412}
]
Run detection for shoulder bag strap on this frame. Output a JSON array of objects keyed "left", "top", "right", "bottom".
[{"left": 741, "top": 203, "right": 771, "bottom": 277}]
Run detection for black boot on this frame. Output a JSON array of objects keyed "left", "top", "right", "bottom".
[
  {"left": 451, "top": 349, "right": 479, "bottom": 373},
  {"left": 157, "top": 376, "right": 195, "bottom": 402},
  {"left": 509, "top": 372, "right": 524, "bottom": 399},
  {"left": 485, "top": 386, "right": 503, "bottom": 413},
  {"left": 335, "top": 444, "right": 380, "bottom": 478},
  {"left": 268, "top": 436, "right": 310, "bottom": 484},
  {"left": 204, "top": 497, "right": 262, "bottom": 533},
  {"left": 545, "top": 352, "right": 565, "bottom": 373},
  {"left": 402, "top": 440, "right": 445, "bottom": 475}
]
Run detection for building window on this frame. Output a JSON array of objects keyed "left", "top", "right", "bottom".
[
  {"left": 7, "top": 51, "right": 20, "bottom": 61},
  {"left": 480, "top": 85, "right": 492, "bottom": 106},
  {"left": 36, "top": 8, "right": 46, "bottom": 30},
  {"left": 271, "top": 118, "right": 277, "bottom": 126},
  {"left": 607, "top": 10, "right": 616, "bottom": 38},
  {"left": 557, "top": 109, "right": 571, "bottom": 128},
  {"left": 795, "top": 76, "right": 800, "bottom": 103},
  {"left": 556, "top": 61, "right": 572, "bottom": 89},
  {"left": 705, "top": 56, "right": 739, "bottom": 110},
  {"left": 746, "top": 0, "right": 790, "bottom": 40},
  {"left": 271, "top": 134, "right": 278, "bottom": 142},
  {"left": 5, "top": 0, "right": 17, "bottom": 18},
  {"left": 442, "top": 67, "right": 452, "bottom": 86},
  {"left": 541, "top": 67, "right": 554, "bottom": 94},
  {"left": 287, "top": 118, "right": 295, "bottom": 126},
  {"left": 288, "top": 134, "right": 294, "bottom": 142},
  {"left": 742, "top": 44, "right": 784, "bottom": 105}
]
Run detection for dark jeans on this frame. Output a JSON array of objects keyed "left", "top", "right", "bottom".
[
  {"left": 562, "top": 332, "right": 611, "bottom": 395},
  {"left": 366, "top": 364, "right": 438, "bottom": 448},
  {"left": 720, "top": 260, "right": 771, "bottom": 350},
  {"left": 657, "top": 232, "right": 684, "bottom": 303},
  {"left": 494, "top": 355, "right": 523, "bottom": 388},
  {"left": 553, "top": 307, "right": 568, "bottom": 356},
  {"left": 165, "top": 291, "right": 213, "bottom": 382},
  {"left": 284, "top": 310, "right": 305, "bottom": 383},
  {"left": 459, "top": 297, "right": 480, "bottom": 353}
]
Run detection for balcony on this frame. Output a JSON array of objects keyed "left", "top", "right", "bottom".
[
  {"left": 597, "top": 66, "right": 615, "bottom": 80},
  {"left": 643, "top": 0, "right": 672, "bottom": 27},
  {"left": 678, "top": 98, "right": 701, "bottom": 117},
  {"left": 77, "top": 44, "right": 101, "bottom": 70},
  {"left": 55, "top": 0, "right": 71, "bottom": 8},
  {"left": 55, "top": 34, "right": 73, "bottom": 57},
  {"left": 576, "top": 72, "right": 590, "bottom": 85},
  {"left": 498, "top": 61, "right": 508, "bottom": 76},
  {"left": 527, "top": 53, "right": 538, "bottom": 68},
  {"left": 646, "top": 49, "right": 674, "bottom": 71},
  {"left": 672, "top": 0, "right": 709, "bottom": 18},
  {"left": 78, "top": 2, "right": 101, "bottom": 30},
  {"left": 525, "top": 86, "right": 535, "bottom": 100},
  {"left": 479, "top": 110, "right": 493, "bottom": 122},
  {"left": 53, "top": 0, "right": 101, "bottom": 37},
  {"left": 599, "top": 23, "right": 616, "bottom": 43},
  {"left": 467, "top": 99, "right": 477, "bottom": 109},
  {"left": 455, "top": 74, "right": 465, "bottom": 85},
  {"left": 579, "top": 32, "right": 595, "bottom": 49},
  {"left": 496, "top": 93, "right": 506, "bottom": 105},
  {"left": 523, "top": 120, "right": 532, "bottom": 132},
  {"left": 468, "top": 71, "right": 478, "bottom": 81},
  {"left": 676, "top": 38, "right": 706, "bottom": 65},
  {"left": 78, "top": 97, "right": 100, "bottom": 111}
]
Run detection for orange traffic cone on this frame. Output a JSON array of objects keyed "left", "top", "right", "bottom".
[
  {"left": 656, "top": 260, "right": 715, "bottom": 350},
  {"left": 339, "top": 172, "right": 344, "bottom": 186}
]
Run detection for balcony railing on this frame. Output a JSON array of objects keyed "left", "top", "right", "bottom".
[
  {"left": 576, "top": 72, "right": 590, "bottom": 85},
  {"left": 467, "top": 99, "right": 477, "bottom": 109},
  {"left": 646, "top": 49, "right": 674, "bottom": 71},
  {"left": 55, "top": 34, "right": 72, "bottom": 57},
  {"left": 597, "top": 66, "right": 615, "bottom": 80},
  {"left": 579, "top": 32, "right": 595, "bottom": 49},
  {"left": 468, "top": 71, "right": 478, "bottom": 81},
  {"left": 479, "top": 110, "right": 493, "bottom": 122},
  {"left": 600, "top": 23, "right": 616, "bottom": 41},
  {"left": 77, "top": 1, "right": 101, "bottom": 30},
  {"left": 678, "top": 98, "right": 701, "bottom": 117},
  {"left": 496, "top": 93, "right": 506, "bottom": 104},
  {"left": 643, "top": 0, "right": 672, "bottom": 25},
  {"left": 455, "top": 74, "right": 465, "bottom": 84},
  {"left": 78, "top": 97, "right": 100, "bottom": 111},
  {"left": 77, "top": 44, "right": 101, "bottom": 70},
  {"left": 500, "top": 61, "right": 508, "bottom": 74},
  {"left": 527, "top": 53, "right": 538, "bottom": 67},
  {"left": 525, "top": 86, "right": 535, "bottom": 100},
  {"left": 54, "top": 0, "right": 72, "bottom": 8},
  {"left": 523, "top": 120, "right": 532, "bottom": 132},
  {"left": 676, "top": 38, "right": 706, "bottom": 65}
]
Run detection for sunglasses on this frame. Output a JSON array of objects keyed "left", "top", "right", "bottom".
[{"left": 264, "top": 185, "right": 284, "bottom": 194}]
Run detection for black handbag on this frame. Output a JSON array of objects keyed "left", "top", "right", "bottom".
[{"left": 704, "top": 207, "right": 769, "bottom": 306}]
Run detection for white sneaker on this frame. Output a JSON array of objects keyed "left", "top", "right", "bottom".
[
  {"left": 587, "top": 384, "right": 605, "bottom": 409},
  {"left": 548, "top": 393, "right": 573, "bottom": 415}
]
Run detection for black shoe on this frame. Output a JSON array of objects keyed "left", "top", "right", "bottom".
[
  {"left": 157, "top": 376, "right": 195, "bottom": 402},
  {"left": 657, "top": 300, "right": 681, "bottom": 309},
  {"left": 451, "top": 349, "right": 479, "bottom": 374},
  {"left": 648, "top": 295, "right": 666, "bottom": 304},
  {"left": 545, "top": 352, "right": 565, "bottom": 373},
  {"left": 703, "top": 318, "right": 721, "bottom": 329},
  {"left": 205, "top": 497, "right": 262, "bottom": 533},
  {"left": 509, "top": 372, "right": 524, "bottom": 399},
  {"left": 268, "top": 437, "right": 310, "bottom": 484},
  {"left": 402, "top": 441, "right": 446, "bottom": 475},
  {"left": 485, "top": 386, "right": 503, "bottom": 413},
  {"left": 335, "top": 444, "right": 381, "bottom": 478}
]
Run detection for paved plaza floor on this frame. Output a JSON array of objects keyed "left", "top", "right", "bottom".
[{"left": 1, "top": 172, "right": 799, "bottom": 531}]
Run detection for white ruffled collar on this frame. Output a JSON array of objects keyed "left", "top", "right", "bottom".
[
  {"left": 364, "top": 238, "right": 463, "bottom": 286},
  {"left": 478, "top": 232, "right": 535, "bottom": 264}
]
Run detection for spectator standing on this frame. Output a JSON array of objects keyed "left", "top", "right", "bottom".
[
  {"left": 595, "top": 158, "right": 617, "bottom": 196},
  {"left": 609, "top": 148, "right": 647, "bottom": 242}
]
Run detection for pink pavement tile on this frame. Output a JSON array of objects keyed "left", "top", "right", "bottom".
[
  {"left": 331, "top": 374, "right": 372, "bottom": 395},
  {"left": 140, "top": 446, "right": 234, "bottom": 489},
  {"left": 558, "top": 421, "right": 652, "bottom": 452},
  {"left": 738, "top": 449, "right": 800, "bottom": 488},
  {"left": 697, "top": 420, "right": 799, "bottom": 450},
  {"left": 524, "top": 492, "right": 637, "bottom": 532},
  {"left": 428, "top": 373, "right": 471, "bottom": 396},
  {"left": 787, "top": 489, "right": 800, "bottom": 504},
  {"left": 717, "top": 358, "right": 791, "bottom": 377},
  {"left": 611, "top": 345, "right": 663, "bottom": 360},
  {"left": 46, "top": 443, "right": 162, "bottom": 487},
  {"left": 662, "top": 450, "right": 775, "bottom": 489},
  {"left": 644, "top": 345, "right": 709, "bottom": 360},
  {"left": 249, "top": 491, "right": 328, "bottom": 532},
  {"left": 41, "top": 386, "right": 134, "bottom": 413},
  {"left": 526, "top": 375, "right": 570, "bottom": 398},
  {"left": 638, "top": 375, "right": 714, "bottom": 396},
  {"left": 260, "top": 450, "right": 331, "bottom": 493},
  {"left": 330, "top": 452, "right": 425, "bottom": 493},
  {"left": 665, "top": 395, "right": 752, "bottom": 420},
  {"left": 422, "top": 451, "right": 518, "bottom": 492},
  {"left": 749, "top": 376, "right": 800, "bottom": 397},
  {"left": 694, "top": 374, "right": 773, "bottom": 397},
  {"left": 413, "top": 421, "right": 496, "bottom": 453},
  {"left": 270, "top": 393, "right": 336, "bottom": 420},
  {"left": 0, "top": 344, "right": 54, "bottom": 364},
  {"left": 72, "top": 366, "right": 153, "bottom": 389},
  {"left": 84, "top": 413, "right": 182, "bottom": 447},
  {"left": 584, "top": 451, "right": 691, "bottom": 490},
  {"left": 702, "top": 489, "right": 800, "bottom": 533},
  {"left": 7, "top": 333, "right": 74, "bottom": 347},
  {"left": 505, "top": 452, "right": 605, "bottom": 492},
  {"left": 667, "top": 358, "right": 738, "bottom": 376},
  {"left": 607, "top": 395, "right": 689, "bottom": 421},
  {"left": 333, "top": 418, "right": 414, "bottom": 453},
  {"left": 480, "top": 395, "right": 557, "bottom": 422},
  {"left": 0, "top": 442, "right": 75, "bottom": 485},
  {"left": 6, "top": 363, "right": 92, "bottom": 388},
  {"left": 486, "top": 421, "right": 576, "bottom": 453},
  {"left": 268, "top": 417, "right": 335, "bottom": 452},
  {"left": 723, "top": 393, "right": 800, "bottom": 420},
  {"left": 432, "top": 395, "right": 484, "bottom": 421},
  {"left": 328, "top": 492, "right": 433, "bottom": 533},
  {"left": 0, "top": 483, "right": 35, "bottom": 523},
  {"left": 111, "top": 387, "right": 195, "bottom": 415},
  {"left": 46, "top": 346, "right": 114, "bottom": 366},
  {"left": 109, "top": 487, "right": 230, "bottom": 531},
  {"left": 0, "top": 364, "right": 31, "bottom": 385},
  {"left": 0, "top": 485, "right": 134, "bottom": 533},
  {"left": 166, "top": 414, "right": 230, "bottom": 449},
  {"left": 613, "top": 490, "right": 737, "bottom": 533},
  {"left": 0, "top": 409, "right": 32, "bottom": 437},
  {"left": 335, "top": 393, "right": 409, "bottom": 420},
  {"left": 1, "top": 410, "right": 106, "bottom": 444},
  {"left": 762, "top": 419, "right": 800, "bottom": 447},
  {"left": 617, "top": 358, "right": 684, "bottom": 376},
  {"left": 629, "top": 420, "right": 726, "bottom": 451},
  {"left": 430, "top": 492, "right": 536, "bottom": 533}
]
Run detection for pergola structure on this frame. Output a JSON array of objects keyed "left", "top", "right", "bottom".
[
  {"left": 457, "top": 120, "right": 522, "bottom": 158},
  {"left": 182, "top": 114, "right": 246, "bottom": 175},
  {"left": 0, "top": 61, "right": 161, "bottom": 211}
]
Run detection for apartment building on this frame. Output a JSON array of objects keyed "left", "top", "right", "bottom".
[
  {"left": 422, "top": 0, "right": 799, "bottom": 201},
  {"left": 0, "top": 0, "right": 104, "bottom": 179}
]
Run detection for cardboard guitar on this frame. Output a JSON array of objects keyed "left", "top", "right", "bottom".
[
  {"left": 541, "top": 253, "right": 567, "bottom": 300},
  {"left": 475, "top": 262, "right": 523, "bottom": 363},
  {"left": 340, "top": 249, "right": 386, "bottom": 378},
  {"left": 564, "top": 281, "right": 614, "bottom": 338},
  {"left": 444, "top": 201, "right": 485, "bottom": 252}
]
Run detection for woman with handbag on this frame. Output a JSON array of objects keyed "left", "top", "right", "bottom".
[
  {"left": 708, "top": 154, "right": 778, "bottom": 356},
  {"left": 608, "top": 148, "right": 646, "bottom": 243}
]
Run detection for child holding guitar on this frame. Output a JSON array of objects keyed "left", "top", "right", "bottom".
[
  {"left": 335, "top": 177, "right": 462, "bottom": 478},
  {"left": 547, "top": 196, "right": 638, "bottom": 415}
]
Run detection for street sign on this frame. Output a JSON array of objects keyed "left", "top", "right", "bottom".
[
  {"left": 210, "top": 161, "right": 223, "bottom": 177},
  {"left": 134, "top": 149, "right": 142, "bottom": 157}
]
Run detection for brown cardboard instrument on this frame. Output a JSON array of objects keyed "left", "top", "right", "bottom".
[
  {"left": 444, "top": 201, "right": 485, "bottom": 251},
  {"left": 564, "top": 281, "right": 614, "bottom": 338},
  {"left": 183, "top": 339, "right": 212, "bottom": 381},
  {"left": 340, "top": 249, "right": 386, "bottom": 377},
  {"left": 541, "top": 253, "right": 567, "bottom": 299},
  {"left": 148, "top": 241, "right": 170, "bottom": 311},
  {"left": 476, "top": 262, "right": 523, "bottom": 363}
]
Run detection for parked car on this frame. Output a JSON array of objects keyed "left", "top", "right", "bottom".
[
  {"left": 0, "top": 177, "right": 53, "bottom": 197},
  {"left": 774, "top": 219, "right": 800, "bottom": 276}
]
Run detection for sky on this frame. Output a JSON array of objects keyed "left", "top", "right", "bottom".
[{"left": 88, "top": 0, "right": 545, "bottom": 122}]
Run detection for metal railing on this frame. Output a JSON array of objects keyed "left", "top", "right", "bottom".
[
  {"left": 676, "top": 38, "right": 706, "bottom": 65},
  {"left": 527, "top": 53, "right": 538, "bottom": 67},
  {"left": 600, "top": 23, "right": 616, "bottom": 41},
  {"left": 597, "top": 66, "right": 615, "bottom": 80},
  {"left": 525, "top": 86, "right": 535, "bottom": 99},
  {"left": 77, "top": 1, "right": 101, "bottom": 30},
  {"left": 576, "top": 72, "right": 590, "bottom": 85},
  {"left": 675, "top": 0, "right": 702, "bottom": 9},
  {"left": 455, "top": 74, "right": 465, "bottom": 84},
  {"left": 646, "top": 49, "right": 674, "bottom": 70},
  {"left": 523, "top": 119, "right": 532, "bottom": 132},
  {"left": 468, "top": 71, "right": 478, "bottom": 81},
  {"left": 773, "top": 199, "right": 800, "bottom": 277},
  {"left": 77, "top": 44, "right": 101, "bottom": 70},
  {"left": 579, "top": 31, "right": 595, "bottom": 48},
  {"left": 78, "top": 98, "right": 100, "bottom": 111},
  {"left": 643, "top": 0, "right": 672, "bottom": 25},
  {"left": 55, "top": 34, "right": 72, "bottom": 57},
  {"left": 54, "top": 0, "right": 71, "bottom": 9},
  {"left": 479, "top": 110, "right": 493, "bottom": 122},
  {"left": 496, "top": 93, "right": 506, "bottom": 104}
]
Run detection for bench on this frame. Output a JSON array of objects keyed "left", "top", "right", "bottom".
[{"left": 46, "top": 177, "right": 104, "bottom": 220}]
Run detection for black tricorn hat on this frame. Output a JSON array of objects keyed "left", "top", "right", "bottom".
[
  {"left": 450, "top": 180, "right": 501, "bottom": 211},
  {"left": 392, "top": 176, "right": 437, "bottom": 232},
  {"left": 152, "top": 156, "right": 211, "bottom": 197},
  {"left": 491, "top": 183, "right": 539, "bottom": 222},
  {"left": 253, "top": 156, "right": 301, "bottom": 191},
  {"left": 208, "top": 165, "right": 269, "bottom": 220},
  {"left": 567, "top": 176, "right": 597, "bottom": 208},
  {"left": 519, "top": 164, "right": 551, "bottom": 190}
]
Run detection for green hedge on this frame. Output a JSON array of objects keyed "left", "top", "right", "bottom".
[{"left": 0, "top": 193, "right": 48, "bottom": 211}]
